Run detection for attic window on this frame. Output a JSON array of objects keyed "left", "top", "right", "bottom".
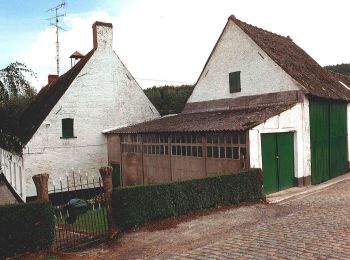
[
  {"left": 61, "top": 118, "right": 75, "bottom": 139},
  {"left": 229, "top": 71, "right": 241, "bottom": 93}
]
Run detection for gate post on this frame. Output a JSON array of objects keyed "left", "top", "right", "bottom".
[
  {"left": 32, "top": 173, "right": 49, "bottom": 202},
  {"left": 99, "top": 166, "right": 120, "bottom": 239}
]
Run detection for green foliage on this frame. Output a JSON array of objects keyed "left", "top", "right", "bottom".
[
  {"left": 325, "top": 63, "right": 350, "bottom": 76},
  {"left": 0, "top": 202, "right": 55, "bottom": 258},
  {"left": 112, "top": 169, "right": 263, "bottom": 229},
  {"left": 0, "top": 128, "right": 25, "bottom": 154},
  {"left": 144, "top": 85, "right": 194, "bottom": 116}
]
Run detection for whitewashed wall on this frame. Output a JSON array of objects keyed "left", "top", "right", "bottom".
[
  {"left": 348, "top": 104, "right": 350, "bottom": 163},
  {"left": 249, "top": 97, "right": 311, "bottom": 180},
  {"left": 0, "top": 148, "right": 25, "bottom": 201},
  {"left": 24, "top": 23, "right": 160, "bottom": 196},
  {"left": 188, "top": 19, "right": 301, "bottom": 103}
]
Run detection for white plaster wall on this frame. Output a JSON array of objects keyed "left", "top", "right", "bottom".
[
  {"left": 0, "top": 148, "right": 25, "bottom": 201},
  {"left": 188, "top": 19, "right": 301, "bottom": 103},
  {"left": 24, "top": 24, "right": 159, "bottom": 196},
  {"left": 249, "top": 97, "right": 311, "bottom": 179}
]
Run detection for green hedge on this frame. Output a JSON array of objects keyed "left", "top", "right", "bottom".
[
  {"left": 112, "top": 169, "right": 263, "bottom": 229},
  {"left": 0, "top": 201, "right": 55, "bottom": 258}
]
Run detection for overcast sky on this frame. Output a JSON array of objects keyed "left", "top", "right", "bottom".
[{"left": 1, "top": 0, "right": 349, "bottom": 89}]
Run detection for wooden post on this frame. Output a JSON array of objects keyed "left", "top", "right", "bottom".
[
  {"left": 99, "top": 166, "right": 120, "bottom": 239},
  {"left": 32, "top": 173, "right": 49, "bottom": 202}
]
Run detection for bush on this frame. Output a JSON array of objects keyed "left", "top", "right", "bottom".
[
  {"left": 0, "top": 201, "right": 55, "bottom": 258},
  {"left": 112, "top": 169, "right": 263, "bottom": 229}
]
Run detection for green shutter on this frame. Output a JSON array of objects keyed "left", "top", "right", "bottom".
[
  {"left": 62, "top": 118, "right": 74, "bottom": 138},
  {"left": 229, "top": 71, "right": 241, "bottom": 93}
]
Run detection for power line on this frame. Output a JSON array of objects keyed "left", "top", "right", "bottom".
[{"left": 46, "top": 1, "right": 66, "bottom": 76}]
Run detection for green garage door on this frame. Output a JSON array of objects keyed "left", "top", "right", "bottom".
[
  {"left": 110, "top": 163, "right": 121, "bottom": 188},
  {"left": 310, "top": 100, "right": 348, "bottom": 184},
  {"left": 261, "top": 132, "right": 295, "bottom": 194}
]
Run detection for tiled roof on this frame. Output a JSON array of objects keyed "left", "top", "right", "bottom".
[
  {"left": 19, "top": 49, "right": 95, "bottom": 143},
  {"left": 229, "top": 16, "right": 350, "bottom": 101},
  {"left": 105, "top": 102, "right": 297, "bottom": 134}
]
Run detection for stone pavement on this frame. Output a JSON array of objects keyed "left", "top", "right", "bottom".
[{"left": 166, "top": 180, "right": 350, "bottom": 259}]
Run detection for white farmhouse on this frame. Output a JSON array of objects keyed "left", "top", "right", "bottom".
[
  {"left": 104, "top": 16, "right": 350, "bottom": 195},
  {"left": 19, "top": 21, "right": 159, "bottom": 197}
]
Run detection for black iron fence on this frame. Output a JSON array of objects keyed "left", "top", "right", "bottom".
[{"left": 48, "top": 172, "right": 108, "bottom": 251}]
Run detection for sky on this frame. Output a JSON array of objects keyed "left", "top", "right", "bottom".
[{"left": 0, "top": 0, "right": 350, "bottom": 90}]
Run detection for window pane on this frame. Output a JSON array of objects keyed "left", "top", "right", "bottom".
[
  {"left": 226, "top": 136, "right": 232, "bottom": 144},
  {"left": 207, "top": 147, "right": 212, "bottom": 157},
  {"left": 239, "top": 132, "right": 246, "bottom": 144},
  {"left": 181, "top": 135, "right": 186, "bottom": 143},
  {"left": 229, "top": 71, "right": 241, "bottom": 93},
  {"left": 232, "top": 133, "right": 238, "bottom": 144},
  {"left": 160, "top": 145, "right": 164, "bottom": 154},
  {"left": 192, "top": 146, "right": 197, "bottom": 157},
  {"left": 226, "top": 147, "right": 232, "bottom": 158},
  {"left": 233, "top": 147, "right": 239, "bottom": 159},
  {"left": 198, "top": 147, "right": 203, "bottom": 157},
  {"left": 219, "top": 134, "right": 225, "bottom": 144},
  {"left": 187, "top": 146, "right": 191, "bottom": 156},
  {"left": 213, "top": 147, "right": 219, "bottom": 158},
  {"left": 196, "top": 136, "right": 202, "bottom": 143},
  {"left": 156, "top": 145, "right": 160, "bottom": 154},
  {"left": 165, "top": 146, "right": 169, "bottom": 155},
  {"left": 177, "top": 146, "right": 181, "bottom": 155},
  {"left": 182, "top": 146, "right": 186, "bottom": 156},
  {"left": 62, "top": 118, "right": 74, "bottom": 138},
  {"left": 172, "top": 146, "right": 176, "bottom": 155},
  {"left": 207, "top": 135, "right": 212, "bottom": 143},
  {"left": 219, "top": 147, "right": 225, "bottom": 158},
  {"left": 240, "top": 147, "right": 247, "bottom": 158},
  {"left": 212, "top": 134, "right": 218, "bottom": 144}
]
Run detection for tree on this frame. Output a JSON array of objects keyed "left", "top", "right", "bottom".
[
  {"left": 144, "top": 85, "right": 194, "bottom": 116},
  {"left": 324, "top": 63, "right": 350, "bottom": 76},
  {"left": 0, "top": 62, "right": 37, "bottom": 117}
]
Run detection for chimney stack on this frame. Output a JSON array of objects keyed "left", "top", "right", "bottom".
[
  {"left": 92, "top": 21, "right": 113, "bottom": 50},
  {"left": 48, "top": 74, "right": 58, "bottom": 84}
]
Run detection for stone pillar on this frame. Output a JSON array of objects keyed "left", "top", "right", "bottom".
[
  {"left": 99, "top": 166, "right": 120, "bottom": 239},
  {"left": 32, "top": 173, "right": 49, "bottom": 202}
]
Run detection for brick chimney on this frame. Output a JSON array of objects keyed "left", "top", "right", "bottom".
[
  {"left": 48, "top": 74, "right": 58, "bottom": 84},
  {"left": 92, "top": 21, "right": 113, "bottom": 50}
]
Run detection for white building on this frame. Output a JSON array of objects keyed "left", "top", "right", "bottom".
[
  {"left": 104, "top": 16, "right": 350, "bottom": 194},
  {"left": 19, "top": 21, "right": 159, "bottom": 197}
]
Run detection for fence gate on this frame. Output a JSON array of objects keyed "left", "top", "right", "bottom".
[{"left": 48, "top": 172, "right": 108, "bottom": 251}]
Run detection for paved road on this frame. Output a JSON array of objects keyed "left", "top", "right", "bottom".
[{"left": 167, "top": 180, "right": 350, "bottom": 260}]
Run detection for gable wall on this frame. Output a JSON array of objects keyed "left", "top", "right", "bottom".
[
  {"left": 187, "top": 20, "right": 300, "bottom": 103},
  {"left": 24, "top": 47, "right": 159, "bottom": 197}
]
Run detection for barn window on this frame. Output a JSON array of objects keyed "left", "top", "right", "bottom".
[
  {"left": 229, "top": 71, "right": 241, "bottom": 93},
  {"left": 61, "top": 118, "right": 75, "bottom": 138}
]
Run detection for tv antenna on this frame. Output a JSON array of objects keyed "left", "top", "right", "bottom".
[{"left": 47, "top": 1, "right": 66, "bottom": 76}]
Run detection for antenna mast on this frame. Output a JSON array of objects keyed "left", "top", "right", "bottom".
[{"left": 47, "top": 1, "right": 66, "bottom": 76}]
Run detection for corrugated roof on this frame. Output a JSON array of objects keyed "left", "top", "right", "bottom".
[
  {"left": 105, "top": 102, "right": 296, "bottom": 134},
  {"left": 229, "top": 16, "right": 350, "bottom": 101},
  {"left": 19, "top": 49, "right": 95, "bottom": 143}
]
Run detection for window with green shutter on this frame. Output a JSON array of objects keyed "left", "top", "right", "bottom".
[
  {"left": 61, "top": 118, "right": 75, "bottom": 138},
  {"left": 229, "top": 71, "right": 241, "bottom": 93}
]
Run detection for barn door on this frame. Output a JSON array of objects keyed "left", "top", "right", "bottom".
[
  {"left": 310, "top": 100, "right": 348, "bottom": 184},
  {"left": 261, "top": 132, "right": 295, "bottom": 194}
]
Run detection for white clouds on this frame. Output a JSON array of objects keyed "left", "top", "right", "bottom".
[{"left": 21, "top": 0, "right": 350, "bottom": 90}]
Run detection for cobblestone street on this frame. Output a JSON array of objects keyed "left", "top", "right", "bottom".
[{"left": 73, "top": 179, "right": 350, "bottom": 260}]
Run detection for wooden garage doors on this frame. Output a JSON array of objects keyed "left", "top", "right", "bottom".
[
  {"left": 261, "top": 132, "right": 295, "bottom": 194},
  {"left": 309, "top": 100, "right": 348, "bottom": 184}
]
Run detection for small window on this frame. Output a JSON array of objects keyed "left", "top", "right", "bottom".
[
  {"left": 61, "top": 118, "right": 75, "bottom": 138},
  {"left": 229, "top": 71, "right": 241, "bottom": 93}
]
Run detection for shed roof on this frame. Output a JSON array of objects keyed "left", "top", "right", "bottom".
[{"left": 105, "top": 102, "right": 296, "bottom": 134}]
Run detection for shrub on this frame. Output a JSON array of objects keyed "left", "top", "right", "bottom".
[
  {"left": 112, "top": 169, "right": 263, "bottom": 229},
  {"left": 0, "top": 201, "right": 55, "bottom": 258}
]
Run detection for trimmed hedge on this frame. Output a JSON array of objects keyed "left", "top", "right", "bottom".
[
  {"left": 0, "top": 201, "right": 55, "bottom": 258},
  {"left": 112, "top": 169, "right": 263, "bottom": 229}
]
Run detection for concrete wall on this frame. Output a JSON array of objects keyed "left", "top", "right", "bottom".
[
  {"left": 0, "top": 148, "right": 25, "bottom": 201},
  {"left": 24, "top": 23, "right": 159, "bottom": 196},
  {"left": 249, "top": 97, "right": 311, "bottom": 182},
  {"left": 187, "top": 19, "right": 301, "bottom": 103}
]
